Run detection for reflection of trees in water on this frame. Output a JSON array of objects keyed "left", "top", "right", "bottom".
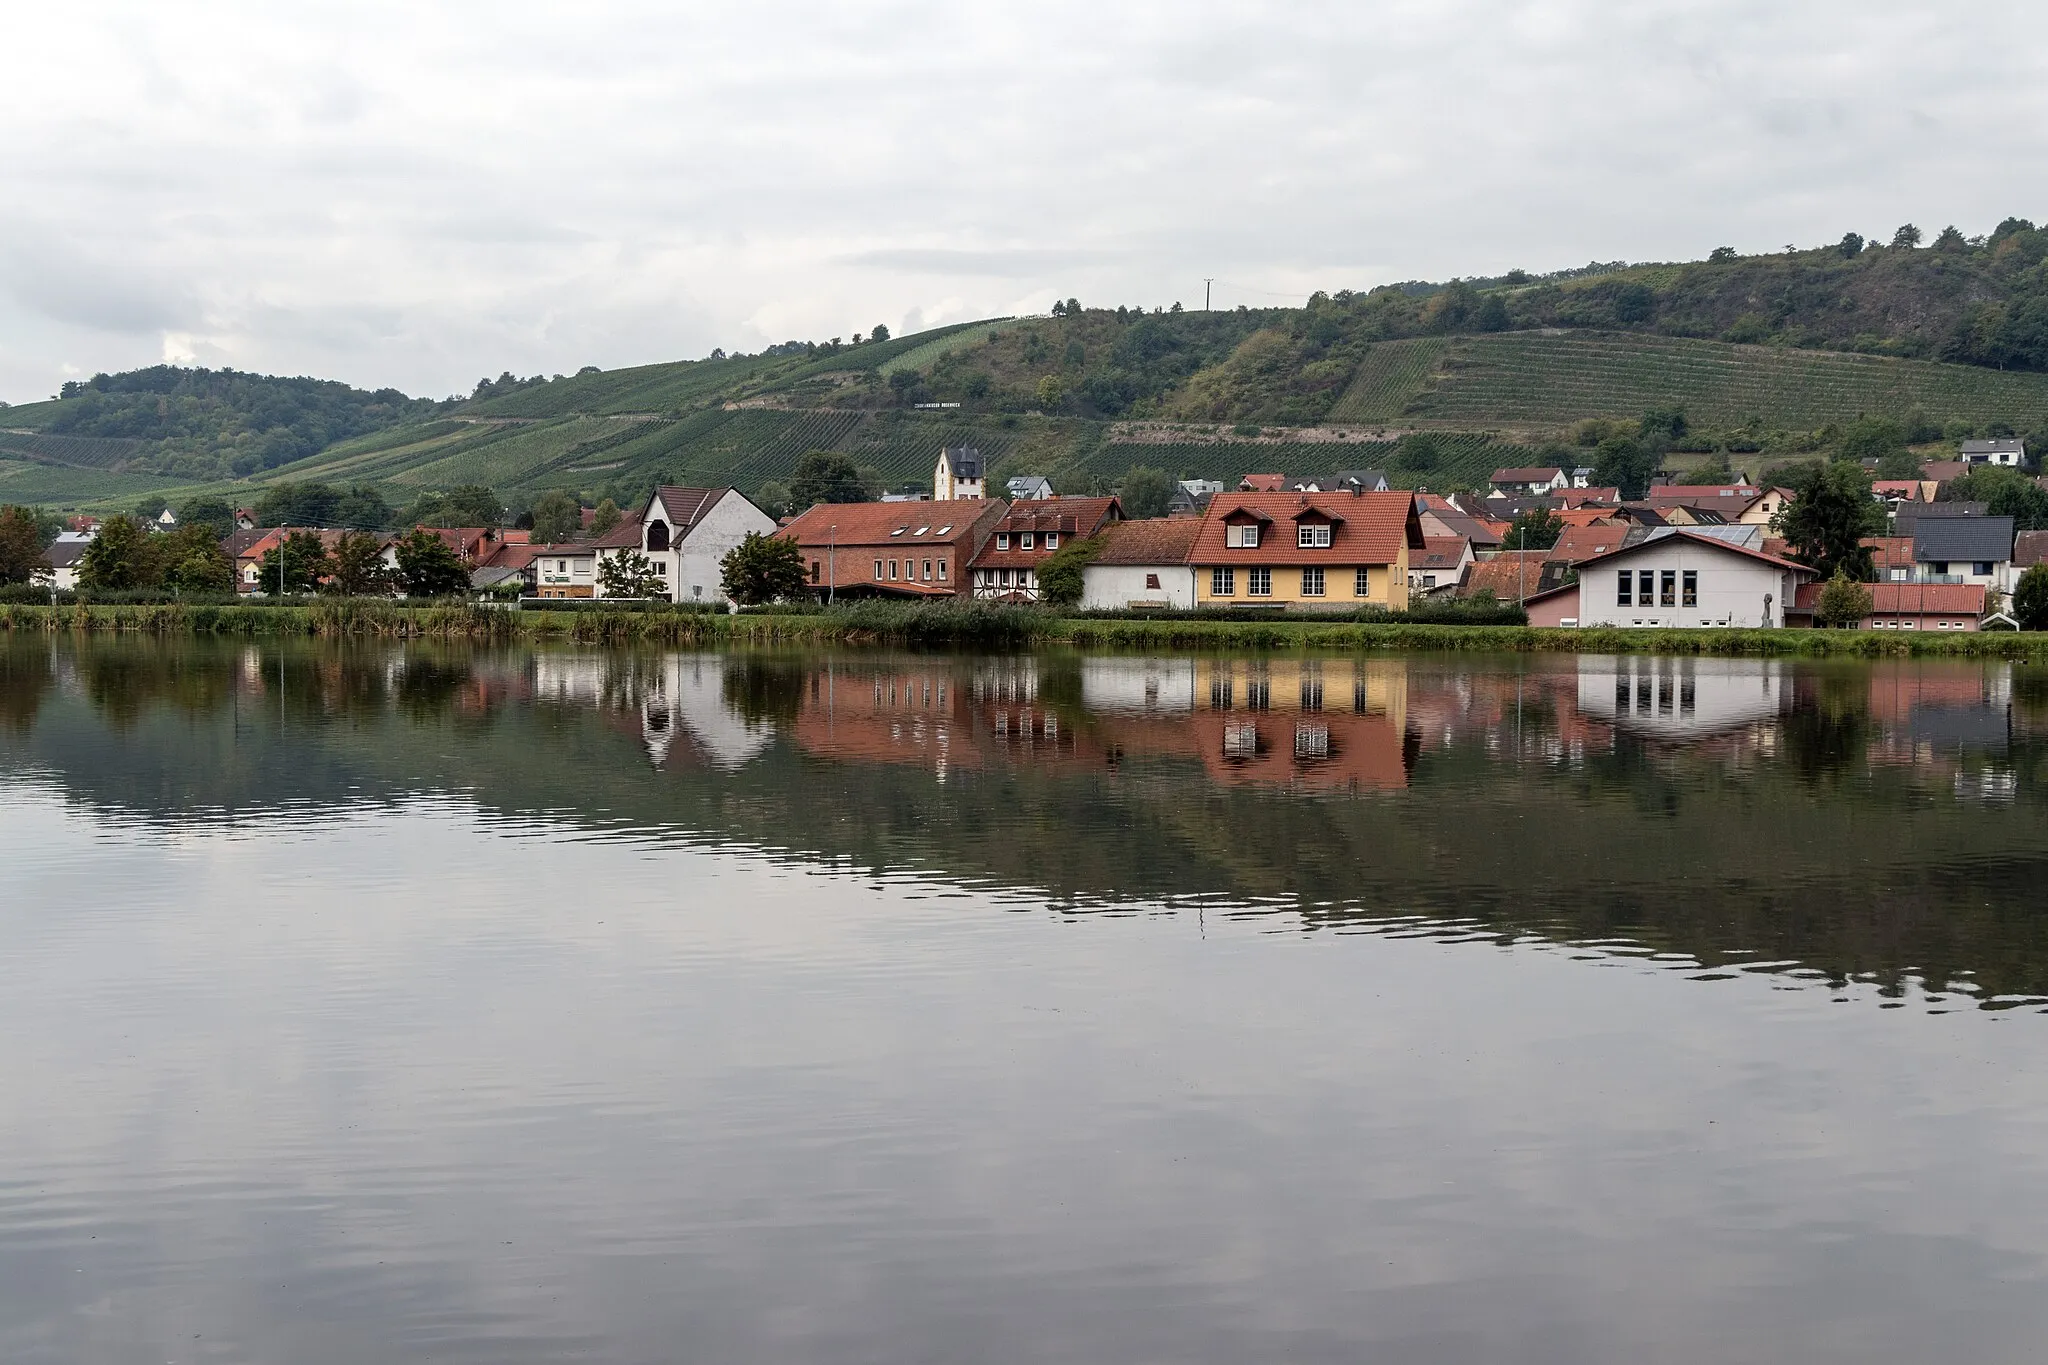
[
  {"left": 0, "top": 642, "right": 53, "bottom": 734},
  {"left": 74, "top": 640, "right": 239, "bottom": 731},
  {"left": 1781, "top": 668, "right": 1872, "bottom": 782},
  {"left": 720, "top": 655, "right": 810, "bottom": 726}
]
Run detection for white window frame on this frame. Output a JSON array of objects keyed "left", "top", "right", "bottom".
[
  {"left": 1354, "top": 568, "right": 1370, "bottom": 597},
  {"left": 996, "top": 533, "right": 1010, "bottom": 550},
  {"left": 1045, "top": 532, "right": 1058, "bottom": 550},
  {"left": 1248, "top": 567, "right": 1272, "bottom": 597},
  {"left": 1301, "top": 567, "right": 1325, "bottom": 596},
  {"left": 1296, "top": 524, "right": 1331, "bottom": 549},
  {"left": 1020, "top": 532, "right": 1034, "bottom": 549},
  {"left": 1227, "top": 523, "right": 1261, "bottom": 549},
  {"left": 1211, "top": 566, "right": 1235, "bottom": 596}
]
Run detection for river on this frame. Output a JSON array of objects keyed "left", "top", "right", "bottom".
[{"left": 4, "top": 637, "right": 2047, "bottom": 1363}]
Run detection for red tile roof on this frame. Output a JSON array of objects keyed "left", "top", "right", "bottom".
[
  {"left": 2016, "top": 530, "right": 2048, "bottom": 568},
  {"left": 1091, "top": 517, "right": 1203, "bottom": 566},
  {"left": 1239, "top": 474, "right": 1289, "bottom": 492},
  {"left": 1548, "top": 523, "right": 1631, "bottom": 564},
  {"left": 1459, "top": 551, "right": 1551, "bottom": 600},
  {"left": 594, "top": 515, "right": 646, "bottom": 549},
  {"left": 1412, "top": 536, "right": 1469, "bottom": 572},
  {"left": 651, "top": 487, "right": 722, "bottom": 529},
  {"left": 1188, "top": 491, "right": 1421, "bottom": 566},
  {"left": 1863, "top": 536, "right": 1916, "bottom": 573},
  {"left": 1867, "top": 583, "right": 1986, "bottom": 615}
]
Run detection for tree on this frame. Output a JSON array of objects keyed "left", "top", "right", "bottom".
[
  {"left": 175, "top": 498, "right": 237, "bottom": 537},
  {"left": 1934, "top": 225, "right": 1968, "bottom": 252},
  {"left": 258, "top": 531, "right": 331, "bottom": 594},
  {"left": 393, "top": 529, "right": 472, "bottom": 597},
  {"left": 1836, "top": 416, "right": 1908, "bottom": 465},
  {"left": 753, "top": 481, "right": 792, "bottom": 520},
  {"left": 2015, "top": 564, "right": 2048, "bottom": 630},
  {"left": 1504, "top": 508, "right": 1563, "bottom": 550},
  {"left": 720, "top": 532, "right": 807, "bottom": 605},
  {"left": 1397, "top": 432, "right": 1442, "bottom": 471},
  {"left": 598, "top": 549, "right": 668, "bottom": 599},
  {"left": 1035, "top": 375, "right": 1066, "bottom": 410},
  {"left": 1677, "top": 458, "right": 1733, "bottom": 486},
  {"left": 1708, "top": 246, "right": 1738, "bottom": 263},
  {"left": 530, "top": 490, "right": 582, "bottom": 543},
  {"left": 1639, "top": 406, "right": 1688, "bottom": 444},
  {"left": 1592, "top": 435, "right": 1658, "bottom": 499},
  {"left": 1814, "top": 573, "right": 1874, "bottom": 628},
  {"left": 0, "top": 506, "right": 50, "bottom": 586},
  {"left": 788, "top": 450, "right": 868, "bottom": 509},
  {"left": 158, "top": 524, "right": 234, "bottom": 593},
  {"left": 1838, "top": 232, "right": 1865, "bottom": 258},
  {"left": 1775, "top": 460, "right": 1882, "bottom": 579},
  {"left": 1116, "top": 466, "right": 1174, "bottom": 519},
  {"left": 591, "top": 498, "right": 622, "bottom": 535},
  {"left": 1891, "top": 223, "right": 1923, "bottom": 250},
  {"left": 1037, "top": 535, "right": 1102, "bottom": 608},
  {"left": 1875, "top": 450, "right": 1923, "bottom": 480},
  {"left": 253, "top": 481, "right": 393, "bottom": 530},
  {"left": 77, "top": 515, "right": 159, "bottom": 591},
  {"left": 325, "top": 531, "right": 393, "bottom": 596},
  {"left": 870, "top": 324, "right": 891, "bottom": 343}
]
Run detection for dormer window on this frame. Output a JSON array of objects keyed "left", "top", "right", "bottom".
[
  {"left": 1297, "top": 525, "right": 1332, "bottom": 549},
  {"left": 1226, "top": 524, "right": 1260, "bottom": 549},
  {"left": 1044, "top": 532, "right": 1058, "bottom": 550},
  {"left": 996, "top": 533, "right": 1009, "bottom": 550},
  {"left": 1020, "top": 532, "right": 1034, "bottom": 549}
]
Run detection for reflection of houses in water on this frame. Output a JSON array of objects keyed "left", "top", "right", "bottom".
[
  {"left": 1577, "top": 656, "right": 1787, "bottom": 739},
  {"left": 1175, "top": 658, "right": 1412, "bottom": 792},
  {"left": 1866, "top": 664, "right": 2011, "bottom": 763},
  {"left": 641, "top": 655, "right": 776, "bottom": 769},
  {"left": 1079, "top": 658, "right": 1198, "bottom": 714},
  {"left": 793, "top": 664, "right": 982, "bottom": 781}
]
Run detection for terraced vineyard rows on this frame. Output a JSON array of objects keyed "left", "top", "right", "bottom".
[
  {"left": 384, "top": 418, "right": 624, "bottom": 488},
  {"left": 1326, "top": 339, "right": 1448, "bottom": 422},
  {"left": 0, "top": 431, "right": 151, "bottom": 469},
  {"left": 837, "top": 421, "right": 1019, "bottom": 484},
  {"left": 877, "top": 319, "right": 1015, "bottom": 376},
  {"left": 0, "top": 459, "right": 187, "bottom": 504},
  {"left": 1408, "top": 333, "right": 2048, "bottom": 428}
]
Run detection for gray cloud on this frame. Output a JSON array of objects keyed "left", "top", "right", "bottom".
[{"left": 2, "top": 0, "right": 2046, "bottom": 402}]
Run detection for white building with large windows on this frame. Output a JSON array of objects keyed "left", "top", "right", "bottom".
[
  {"left": 1524, "top": 531, "right": 1814, "bottom": 628},
  {"left": 592, "top": 486, "right": 774, "bottom": 604}
]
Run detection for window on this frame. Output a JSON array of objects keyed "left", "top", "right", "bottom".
[
  {"left": 1975, "top": 561, "right": 1994, "bottom": 576},
  {"left": 996, "top": 533, "right": 1010, "bottom": 550},
  {"left": 1227, "top": 523, "right": 1261, "bottom": 549},
  {"left": 1932, "top": 561, "right": 1949, "bottom": 575},
  {"left": 1223, "top": 722, "right": 1258, "bottom": 758},
  {"left": 1890, "top": 568, "right": 1907, "bottom": 582},
  {"left": 1021, "top": 532, "right": 1034, "bottom": 549},
  {"left": 1638, "top": 570, "right": 1654, "bottom": 607},
  {"left": 1145, "top": 573, "right": 1161, "bottom": 589},
  {"left": 1682, "top": 570, "right": 1697, "bottom": 608},
  {"left": 889, "top": 560, "right": 899, "bottom": 580},
  {"left": 937, "top": 560, "right": 947, "bottom": 581},
  {"left": 1660, "top": 570, "right": 1676, "bottom": 607},
  {"left": 921, "top": 560, "right": 931, "bottom": 580},
  {"left": 1296, "top": 524, "right": 1332, "bottom": 548},
  {"left": 1300, "top": 678, "right": 1324, "bottom": 711},
  {"left": 1354, "top": 567, "right": 1371, "bottom": 597},
  {"left": 1210, "top": 676, "right": 1233, "bottom": 708},
  {"left": 810, "top": 560, "right": 820, "bottom": 583},
  {"left": 1301, "top": 567, "right": 1325, "bottom": 596},
  {"left": 1421, "top": 573, "right": 1436, "bottom": 589},
  {"left": 1045, "top": 533, "right": 1058, "bottom": 550},
  {"left": 1617, "top": 570, "right": 1632, "bottom": 606},
  {"left": 1212, "top": 567, "right": 1235, "bottom": 596},
  {"left": 873, "top": 560, "right": 883, "bottom": 580},
  {"left": 1295, "top": 723, "right": 1330, "bottom": 759},
  {"left": 1247, "top": 567, "right": 1272, "bottom": 596}
]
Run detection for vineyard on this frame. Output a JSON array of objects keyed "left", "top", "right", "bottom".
[
  {"left": 1363, "top": 332, "right": 2048, "bottom": 429},
  {"left": 1068, "top": 433, "right": 1530, "bottom": 491},
  {"left": 1325, "top": 339, "right": 1448, "bottom": 423},
  {"left": 0, "top": 431, "right": 152, "bottom": 470},
  {"left": 876, "top": 319, "right": 1016, "bottom": 377},
  {"left": 0, "top": 459, "right": 189, "bottom": 504}
]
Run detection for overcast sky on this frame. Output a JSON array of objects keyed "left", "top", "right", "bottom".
[{"left": 3, "top": 0, "right": 2042, "bottom": 405}]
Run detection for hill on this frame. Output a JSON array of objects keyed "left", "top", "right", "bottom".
[{"left": 13, "top": 215, "right": 2048, "bottom": 511}]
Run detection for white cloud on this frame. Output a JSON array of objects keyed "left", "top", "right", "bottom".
[{"left": 1, "top": 0, "right": 2044, "bottom": 402}]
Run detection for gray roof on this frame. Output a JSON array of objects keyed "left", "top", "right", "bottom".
[
  {"left": 1642, "top": 523, "right": 1764, "bottom": 550},
  {"left": 1897, "top": 500, "right": 1989, "bottom": 521},
  {"left": 1329, "top": 469, "right": 1391, "bottom": 492},
  {"left": 941, "top": 446, "right": 982, "bottom": 478},
  {"left": 1913, "top": 515, "right": 2015, "bottom": 564},
  {"left": 44, "top": 541, "right": 90, "bottom": 568},
  {"left": 1006, "top": 475, "right": 1053, "bottom": 498},
  {"left": 1961, "top": 438, "right": 2026, "bottom": 455}
]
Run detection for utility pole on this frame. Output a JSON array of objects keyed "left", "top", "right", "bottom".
[
  {"left": 1204, "top": 279, "right": 1214, "bottom": 311},
  {"left": 828, "top": 524, "right": 836, "bottom": 607}
]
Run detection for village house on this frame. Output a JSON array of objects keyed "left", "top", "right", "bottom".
[
  {"left": 1523, "top": 532, "right": 1814, "bottom": 628},
  {"left": 1640, "top": 484, "right": 1788, "bottom": 526},
  {"left": 1839, "top": 582, "right": 1988, "bottom": 632},
  {"left": 42, "top": 534, "right": 91, "bottom": 591},
  {"left": 1005, "top": 474, "right": 1054, "bottom": 501},
  {"left": 969, "top": 497, "right": 1121, "bottom": 601},
  {"left": 934, "top": 446, "right": 985, "bottom": 501},
  {"left": 1911, "top": 515, "right": 2015, "bottom": 594},
  {"left": 591, "top": 487, "right": 775, "bottom": 603},
  {"left": 777, "top": 498, "right": 1007, "bottom": 599},
  {"left": 1961, "top": 437, "right": 2026, "bottom": 467},
  {"left": 1488, "top": 466, "right": 1569, "bottom": 498},
  {"left": 523, "top": 543, "right": 598, "bottom": 598},
  {"left": 1079, "top": 516, "right": 1203, "bottom": 611},
  {"left": 1407, "top": 536, "right": 1473, "bottom": 592},
  {"left": 1190, "top": 490, "right": 1424, "bottom": 612}
]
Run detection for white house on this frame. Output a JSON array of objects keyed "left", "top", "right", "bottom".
[
  {"left": 1006, "top": 474, "right": 1053, "bottom": 500},
  {"left": 1961, "top": 438, "right": 2026, "bottom": 467},
  {"left": 1487, "top": 466, "right": 1569, "bottom": 498},
  {"left": 1912, "top": 515, "right": 2016, "bottom": 595},
  {"left": 1078, "top": 518, "right": 1201, "bottom": 611},
  {"left": 43, "top": 532, "right": 93, "bottom": 590},
  {"left": 934, "top": 447, "right": 985, "bottom": 501},
  {"left": 1525, "top": 532, "right": 1814, "bottom": 628},
  {"left": 1576, "top": 656, "right": 1789, "bottom": 739},
  {"left": 594, "top": 486, "right": 775, "bottom": 604}
]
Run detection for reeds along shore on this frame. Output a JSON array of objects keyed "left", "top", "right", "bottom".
[{"left": 4, "top": 599, "right": 2048, "bottom": 658}]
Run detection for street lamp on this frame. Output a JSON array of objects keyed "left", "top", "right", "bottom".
[{"left": 828, "top": 524, "right": 836, "bottom": 606}]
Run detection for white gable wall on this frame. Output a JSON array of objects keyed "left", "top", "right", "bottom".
[
  {"left": 667, "top": 491, "right": 776, "bottom": 604},
  {"left": 1577, "top": 539, "right": 1803, "bottom": 628}
]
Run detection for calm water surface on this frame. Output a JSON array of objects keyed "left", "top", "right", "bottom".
[{"left": 5, "top": 638, "right": 2048, "bottom": 1363}]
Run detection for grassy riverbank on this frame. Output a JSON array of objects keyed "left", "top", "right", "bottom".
[{"left": 6, "top": 599, "right": 2048, "bottom": 658}]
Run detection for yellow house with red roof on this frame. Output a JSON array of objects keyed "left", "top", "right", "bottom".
[{"left": 1189, "top": 491, "right": 1424, "bottom": 611}]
